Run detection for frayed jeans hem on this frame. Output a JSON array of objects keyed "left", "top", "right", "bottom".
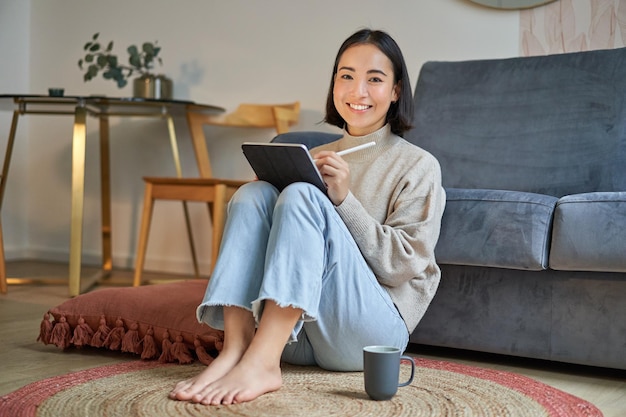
[{"left": 252, "top": 297, "right": 317, "bottom": 344}]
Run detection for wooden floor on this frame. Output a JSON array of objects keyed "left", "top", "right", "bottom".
[{"left": 0, "top": 260, "right": 624, "bottom": 416}]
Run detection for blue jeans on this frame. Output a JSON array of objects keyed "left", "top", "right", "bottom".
[{"left": 196, "top": 181, "right": 409, "bottom": 371}]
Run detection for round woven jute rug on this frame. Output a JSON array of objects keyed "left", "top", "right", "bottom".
[{"left": 0, "top": 358, "right": 602, "bottom": 417}]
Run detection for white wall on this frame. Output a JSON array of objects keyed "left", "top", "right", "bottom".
[
  {"left": 0, "top": 0, "right": 30, "bottom": 257},
  {"left": 0, "top": 0, "right": 520, "bottom": 274}
]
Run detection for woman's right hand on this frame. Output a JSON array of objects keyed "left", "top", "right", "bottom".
[{"left": 313, "top": 151, "right": 351, "bottom": 206}]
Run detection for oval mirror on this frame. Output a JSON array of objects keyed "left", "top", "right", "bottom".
[{"left": 467, "top": 0, "right": 557, "bottom": 9}]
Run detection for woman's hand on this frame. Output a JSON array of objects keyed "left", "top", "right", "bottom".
[{"left": 314, "top": 151, "right": 351, "bottom": 206}]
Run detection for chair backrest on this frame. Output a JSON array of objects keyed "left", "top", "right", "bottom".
[
  {"left": 186, "top": 101, "right": 301, "bottom": 178},
  {"left": 209, "top": 101, "right": 300, "bottom": 134},
  {"left": 272, "top": 103, "right": 300, "bottom": 134}
]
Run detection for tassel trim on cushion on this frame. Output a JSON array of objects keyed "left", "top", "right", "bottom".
[
  {"left": 158, "top": 330, "right": 174, "bottom": 363},
  {"left": 71, "top": 316, "right": 94, "bottom": 348},
  {"left": 38, "top": 312, "right": 223, "bottom": 365},
  {"left": 141, "top": 327, "right": 159, "bottom": 360},
  {"left": 91, "top": 315, "right": 110, "bottom": 348},
  {"left": 49, "top": 316, "right": 71, "bottom": 349},
  {"left": 171, "top": 335, "right": 194, "bottom": 364},
  {"left": 122, "top": 322, "right": 141, "bottom": 354},
  {"left": 37, "top": 312, "right": 53, "bottom": 345},
  {"left": 194, "top": 336, "right": 215, "bottom": 365}
]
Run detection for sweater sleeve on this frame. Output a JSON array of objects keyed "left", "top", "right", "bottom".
[{"left": 335, "top": 153, "right": 445, "bottom": 287}]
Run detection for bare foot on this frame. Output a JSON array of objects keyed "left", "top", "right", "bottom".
[
  {"left": 172, "top": 302, "right": 299, "bottom": 405},
  {"left": 192, "top": 358, "right": 283, "bottom": 405},
  {"left": 169, "top": 351, "right": 240, "bottom": 401}
]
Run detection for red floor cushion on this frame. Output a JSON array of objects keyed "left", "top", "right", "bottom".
[{"left": 37, "top": 280, "right": 222, "bottom": 365}]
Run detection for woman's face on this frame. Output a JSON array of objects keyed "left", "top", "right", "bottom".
[{"left": 333, "top": 43, "right": 399, "bottom": 137}]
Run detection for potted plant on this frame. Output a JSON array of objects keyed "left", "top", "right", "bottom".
[{"left": 78, "top": 32, "right": 172, "bottom": 99}]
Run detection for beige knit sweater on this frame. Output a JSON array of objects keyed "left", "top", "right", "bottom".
[{"left": 311, "top": 124, "right": 446, "bottom": 333}]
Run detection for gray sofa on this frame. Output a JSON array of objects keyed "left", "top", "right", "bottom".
[{"left": 275, "top": 46, "right": 626, "bottom": 370}]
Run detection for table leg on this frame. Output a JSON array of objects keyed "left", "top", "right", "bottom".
[
  {"left": 166, "top": 116, "right": 200, "bottom": 279},
  {"left": 0, "top": 112, "right": 14, "bottom": 295},
  {"left": 99, "top": 116, "right": 112, "bottom": 272},
  {"left": 0, "top": 111, "right": 20, "bottom": 210},
  {"left": 68, "top": 107, "right": 87, "bottom": 297}
]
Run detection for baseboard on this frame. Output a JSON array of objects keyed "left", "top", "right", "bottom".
[{"left": 3, "top": 246, "right": 211, "bottom": 275}]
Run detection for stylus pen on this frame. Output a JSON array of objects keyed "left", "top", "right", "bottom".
[{"left": 336, "top": 141, "right": 376, "bottom": 156}]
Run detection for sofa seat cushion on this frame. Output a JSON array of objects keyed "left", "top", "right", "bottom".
[
  {"left": 550, "top": 192, "right": 626, "bottom": 272},
  {"left": 435, "top": 189, "right": 558, "bottom": 270}
]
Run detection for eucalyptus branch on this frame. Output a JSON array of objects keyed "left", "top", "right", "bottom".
[{"left": 78, "top": 32, "right": 162, "bottom": 88}]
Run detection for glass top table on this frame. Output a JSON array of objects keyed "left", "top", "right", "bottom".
[
  {"left": 0, "top": 94, "right": 222, "bottom": 116},
  {"left": 0, "top": 94, "right": 225, "bottom": 296}
]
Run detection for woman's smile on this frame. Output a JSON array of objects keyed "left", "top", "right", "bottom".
[{"left": 348, "top": 103, "right": 372, "bottom": 111}]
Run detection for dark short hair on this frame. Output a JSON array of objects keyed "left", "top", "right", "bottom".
[{"left": 324, "top": 29, "right": 414, "bottom": 136}]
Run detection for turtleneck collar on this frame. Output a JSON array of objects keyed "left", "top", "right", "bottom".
[{"left": 340, "top": 124, "right": 395, "bottom": 162}]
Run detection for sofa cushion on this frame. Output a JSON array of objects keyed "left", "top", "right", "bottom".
[
  {"left": 406, "top": 48, "right": 626, "bottom": 197},
  {"left": 435, "top": 189, "right": 558, "bottom": 270},
  {"left": 549, "top": 192, "right": 626, "bottom": 272}
]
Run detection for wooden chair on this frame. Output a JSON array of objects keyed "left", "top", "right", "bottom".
[{"left": 133, "top": 102, "right": 300, "bottom": 286}]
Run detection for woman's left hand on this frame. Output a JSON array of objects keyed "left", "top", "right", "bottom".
[{"left": 314, "top": 151, "right": 351, "bottom": 206}]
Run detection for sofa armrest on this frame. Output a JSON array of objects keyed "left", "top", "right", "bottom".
[
  {"left": 550, "top": 192, "right": 626, "bottom": 272},
  {"left": 435, "top": 188, "right": 558, "bottom": 271}
]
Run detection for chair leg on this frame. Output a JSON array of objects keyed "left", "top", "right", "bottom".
[
  {"left": 210, "top": 184, "right": 227, "bottom": 274},
  {"left": 0, "top": 220, "right": 6, "bottom": 294},
  {"left": 133, "top": 182, "right": 155, "bottom": 287},
  {"left": 182, "top": 200, "right": 200, "bottom": 280}
]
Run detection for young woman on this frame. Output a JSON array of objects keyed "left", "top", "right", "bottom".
[{"left": 169, "top": 28, "right": 446, "bottom": 406}]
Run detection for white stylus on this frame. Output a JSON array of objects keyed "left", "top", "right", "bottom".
[{"left": 336, "top": 141, "right": 376, "bottom": 156}]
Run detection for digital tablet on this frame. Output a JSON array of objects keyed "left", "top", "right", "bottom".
[{"left": 242, "top": 142, "right": 327, "bottom": 195}]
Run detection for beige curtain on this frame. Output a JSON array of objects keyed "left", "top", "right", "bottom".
[{"left": 520, "top": 0, "right": 626, "bottom": 56}]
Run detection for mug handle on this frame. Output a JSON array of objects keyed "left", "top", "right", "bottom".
[{"left": 398, "top": 356, "right": 415, "bottom": 387}]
